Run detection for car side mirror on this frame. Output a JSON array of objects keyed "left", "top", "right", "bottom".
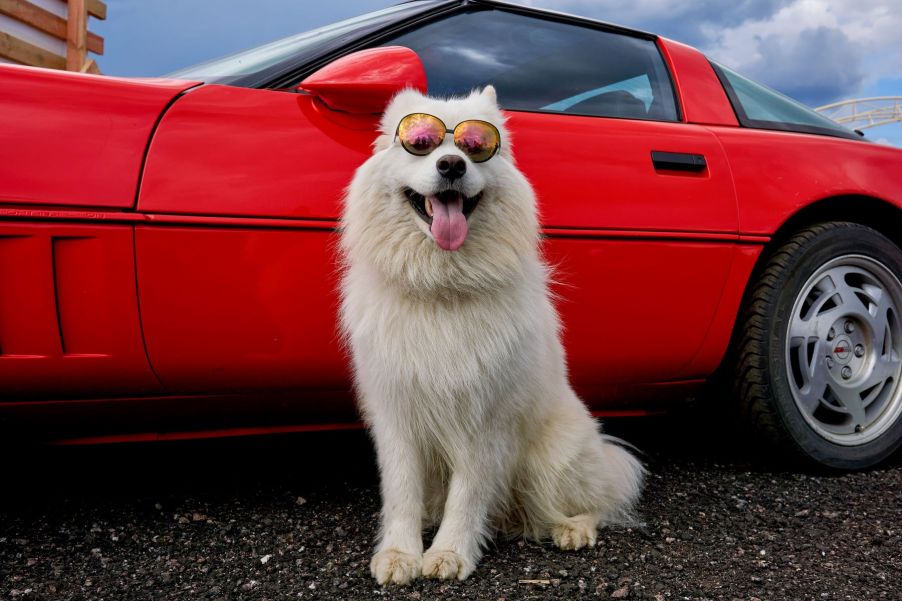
[{"left": 298, "top": 46, "right": 427, "bottom": 114}]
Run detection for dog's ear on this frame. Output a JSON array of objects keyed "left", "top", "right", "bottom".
[{"left": 481, "top": 85, "right": 498, "bottom": 105}]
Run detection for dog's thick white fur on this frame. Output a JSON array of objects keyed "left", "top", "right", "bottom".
[{"left": 339, "top": 86, "right": 644, "bottom": 585}]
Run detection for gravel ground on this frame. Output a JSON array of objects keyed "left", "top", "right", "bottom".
[{"left": 2, "top": 412, "right": 900, "bottom": 601}]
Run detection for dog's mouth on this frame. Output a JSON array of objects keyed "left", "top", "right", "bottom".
[{"left": 404, "top": 187, "right": 482, "bottom": 252}]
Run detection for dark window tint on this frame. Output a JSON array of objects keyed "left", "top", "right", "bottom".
[
  {"left": 711, "top": 62, "right": 860, "bottom": 140},
  {"left": 379, "top": 9, "right": 679, "bottom": 122}
]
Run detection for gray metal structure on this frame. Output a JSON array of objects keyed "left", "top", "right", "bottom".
[{"left": 816, "top": 97, "right": 902, "bottom": 130}]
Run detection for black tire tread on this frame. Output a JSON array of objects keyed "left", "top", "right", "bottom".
[{"left": 733, "top": 222, "right": 856, "bottom": 463}]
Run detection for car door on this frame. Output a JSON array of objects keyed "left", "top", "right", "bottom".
[
  {"left": 379, "top": 7, "right": 741, "bottom": 404},
  {"left": 135, "top": 86, "right": 371, "bottom": 399}
]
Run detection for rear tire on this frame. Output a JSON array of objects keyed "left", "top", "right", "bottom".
[{"left": 735, "top": 222, "right": 902, "bottom": 469}]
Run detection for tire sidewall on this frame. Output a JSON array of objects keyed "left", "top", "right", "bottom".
[{"left": 767, "top": 223, "right": 902, "bottom": 469}]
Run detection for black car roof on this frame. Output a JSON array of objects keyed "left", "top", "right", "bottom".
[{"left": 465, "top": 0, "right": 655, "bottom": 40}]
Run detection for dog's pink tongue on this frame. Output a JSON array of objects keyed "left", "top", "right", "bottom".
[{"left": 429, "top": 194, "right": 468, "bottom": 251}]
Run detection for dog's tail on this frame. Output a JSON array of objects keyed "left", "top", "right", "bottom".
[
  {"left": 506, "top": 405, "right": 646, "bottom": 539},
  {"left": 594, "top": 434, "right": 646, "bottom": 526}
]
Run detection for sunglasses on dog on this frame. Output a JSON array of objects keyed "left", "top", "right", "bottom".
[{"left": 395, "top": 113, "right": 501, "bottom": 163}]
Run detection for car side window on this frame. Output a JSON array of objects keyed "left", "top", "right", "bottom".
[
  {"left": 711, "top": 62, "right": 860, "bottom": 140},
  {"left": 379, "top": 9, "right": 679, "bottom": 122}
]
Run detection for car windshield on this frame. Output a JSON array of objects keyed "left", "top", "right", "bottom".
[{"left": 167, "top": 3, "right": 433, "bottom": 84}]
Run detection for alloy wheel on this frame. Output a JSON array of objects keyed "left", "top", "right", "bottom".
[{"left": 785, "top": 254, "right": 902, "bottom": 445}]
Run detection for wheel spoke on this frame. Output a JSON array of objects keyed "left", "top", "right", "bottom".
[
  {"left": 833, "top": 269, "right": 873, "bottom": 322},
  {"left": 788, "top": 317, "right": 819, "bottom": 340},
  {"left": 868, "top": 289, "right": 894, "bottom": 351},
  {"left": 796, "top": 354, "right": 829, "bottom": 414},
  {"left": 791, "top": 275, "right": 840, "bottom": 338},
  {"left": 858, "top": 355, "right": 902, "bottom": 400},
  {"left": 829, "top": 383, "right": 867, "bottom": 427}
]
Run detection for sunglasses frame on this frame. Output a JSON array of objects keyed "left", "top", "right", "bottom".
[{"left": 394, "top": 113, "right": 501, "bottom": 163}]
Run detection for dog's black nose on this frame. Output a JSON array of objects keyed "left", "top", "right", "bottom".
[{"left": 436, "top": 155, "right": 466, "bottom": 180}]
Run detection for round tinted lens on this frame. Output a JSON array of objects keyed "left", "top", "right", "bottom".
[
  {"left": 397, "top": 113, "right": 445, "bottom": 156},
  {"left": 453, "top": 121, "right": 500, "bottom": 163}
]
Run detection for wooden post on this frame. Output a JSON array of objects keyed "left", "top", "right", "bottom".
[
  {"left": 0, "top": 30, "right": 66, "bottom": 69},
  {"left": 0, "top": 0, "right": 105, "bottom": 55},
  {"left": 66, "top": 0, "right": 86, "bottom": 71},
  {"left": 0, "top": 0, "right": 105, "bottom": 72}
]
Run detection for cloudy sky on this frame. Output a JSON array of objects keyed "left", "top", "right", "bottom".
[{"left": 94, "top": 0, "right": 901, "bottom": 145}]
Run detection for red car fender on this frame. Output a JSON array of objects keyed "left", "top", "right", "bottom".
[
  {"left": 0, "top": 64, "right": 200, "bottom": 208},
  {"left": 711, "top": 127, "right": 902, "bottom": 236}
]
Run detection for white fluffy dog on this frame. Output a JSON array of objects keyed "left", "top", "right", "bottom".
[{"left": 339, "top": 86, "right": 644, "bottom": 585}]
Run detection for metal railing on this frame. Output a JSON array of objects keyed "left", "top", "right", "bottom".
[{"left": 816, "top": 97, "right": 902, "bottom": 130}]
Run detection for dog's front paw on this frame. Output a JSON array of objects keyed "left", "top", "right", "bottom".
[
  {"left": 370, "top": 549, "right": 421, "bottom": 585},
  {"left": 552, "top": 515, "right": 598, "bottom": 550},
  {"left": 422, "top": 549, "right": 473, "bottom": 581}
]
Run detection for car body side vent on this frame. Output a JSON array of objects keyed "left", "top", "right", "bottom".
[
  {"left": 52, "top": 236, "right": 110, "bottom": 357},
  {"left": 0, "top": 233, "right": 57, "bottom": 358},
  {"left": 0, "top": 223, "right": 161, "bottom": 397}
]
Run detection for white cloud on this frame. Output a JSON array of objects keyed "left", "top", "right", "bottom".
[{"left": 702, "top": 0, "right": 902, "bottom": 102}]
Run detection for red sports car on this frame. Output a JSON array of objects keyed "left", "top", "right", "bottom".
[{"left": 2, "top": 0, "right": 901, "bottom": 469}]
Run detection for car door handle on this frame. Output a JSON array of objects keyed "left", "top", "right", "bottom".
[{"left": 651, "top": 151, "right": 707, "bottom": 172}]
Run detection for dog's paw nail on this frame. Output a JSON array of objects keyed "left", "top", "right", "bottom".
[
  {"left": 370, "top": 549, "right": 421, "bottom": 585},
  {"left": 552, "top": 519, "right": 597, "bottom": 551},
  {"left": 422, "top": 549, "right": 471, "bottom": 580}
]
